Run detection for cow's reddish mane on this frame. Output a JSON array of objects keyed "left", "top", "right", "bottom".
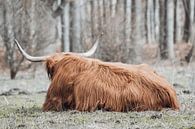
[{"left": 43, "top": 54, "right": 179, "bottom": 112}]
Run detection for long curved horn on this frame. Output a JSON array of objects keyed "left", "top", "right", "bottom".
[
  {"left": 14, "top": 39, "right": 50, "bottom": 62},
  {"left": 77, "top": 38, "right": 99, "bottom": 57},
  {"left": 77, "top": 33, "right": 102, "bottom": 57}
]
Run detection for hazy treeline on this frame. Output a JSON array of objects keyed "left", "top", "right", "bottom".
[{"left": 0, "top": 0, "right": 194, "bottom": 79}]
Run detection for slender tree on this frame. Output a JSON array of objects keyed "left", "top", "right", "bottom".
[
  {"left": 146, "top": 0, "right": 155, "bottom": 44},
  {"left": 91, "top": 0, "right": 99, "bottom": 38},
  {"left": 159, "top": 0, "right": 167, "bottom": 58},
  {"left": 125, "top": 0, "right": 131, "bottom": 44},
  {"left": 175, "top": 0, "right": 184, "bottom": 43},
  {"left": 167, "top": 0, "right": 175, "bottom": 59},
  {"left": 61, "top": 1, "right": 70, "bottom": 52},
  {"left": 182, "top": 0, "right": 190, "bottom": 42},
  {"left": 134, "top": 0, "right": 144, "bottom": 62},
  {"left": 154, "top": 0, "right": 160, "bottom": 43},
  {"left": 111, "top": 0, "right": 117, "bottom": 17},
  {"left": 70, "top": 0, "right": 81, "bottom": 51}
]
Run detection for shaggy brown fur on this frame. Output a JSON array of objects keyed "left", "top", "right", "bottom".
[{"left": 43, "top": 53, "right": 180, "bottom": 112}]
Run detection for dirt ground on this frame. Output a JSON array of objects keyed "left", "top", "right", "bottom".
[{"left": 0, "top": 66, "right": 195, "bottom": 129}]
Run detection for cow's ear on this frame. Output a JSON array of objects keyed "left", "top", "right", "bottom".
[{"left": 45, "top": 59, "right": 55, "bottom": 79}]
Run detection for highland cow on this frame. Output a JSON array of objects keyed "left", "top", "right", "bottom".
[{"left": 14, "top": 39, "right": 180, "bottom": 112}]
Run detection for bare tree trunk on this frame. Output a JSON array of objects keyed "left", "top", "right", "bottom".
[
  {"left": 125, "top": 0, "right": 131, "bottom": 44},
  {"left": 175, "top": 0, "right": 184, "bottom": 43},
  {"left": 183, "top": 0, "right": 190, "bottom": 42},
  {"left": 116, "top": 0, "right": 125, "bottom": 44},
  {"left": 91, "top": 0, "right": 98, "bottom": 38},
  {"left": 190, "top": 0, "right": 195, "bottom": 24},
  {"left": 167, "top": 0, "right": 175, "bottom": 59},
  {"left": 27, "top": 0, "right": 36, "bottom": 51},
  {"left": 61, "top": 2, "right": 70, "bottom": 52},
  {"left": 85, "top": 0, "right": 92, "bottom": 41},
  {"left": 181, "top": 0, "right": 195, "bottom": 43},
  {"left": 159, "top": 0, "right": 167, "bottom": 58},
  {"left": 104, "top": 0, "right": 110, "bottom": 19},
  {"left": 146, "top": 0, "right": 155, "bottom": 44},
  {"left": 97, "top": 0, "right": 104, "bottom": 32},
  {"left": 80, "top": 0, "right": 86, "bottom": 46},
  {"left": 190, "top": 0, "right": 195, "bottom": 42},
  {"left": 3, "top": 0, "right": 14, "bottom": 63},
  {"left": 70, "top": 0, "right": 81, "bottom": 51},
  {"left": 28, "top": 0, "right": 36, "bottom": 78},
  {"left": 154, "top": 0, "right": 160, "bottom": 43},
  {"left": 125, "top": 0, "right": 133, "bottom": 63},
  {"left": 133, "top": 0, "right": 144, "bottom": 62},
  {"left": 111, "top": 0, "right": 117, "bottom": 17}
]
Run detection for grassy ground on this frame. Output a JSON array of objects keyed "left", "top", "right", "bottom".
[{"left": 0, "top": 66, "right": 195, "bottom": 129}]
